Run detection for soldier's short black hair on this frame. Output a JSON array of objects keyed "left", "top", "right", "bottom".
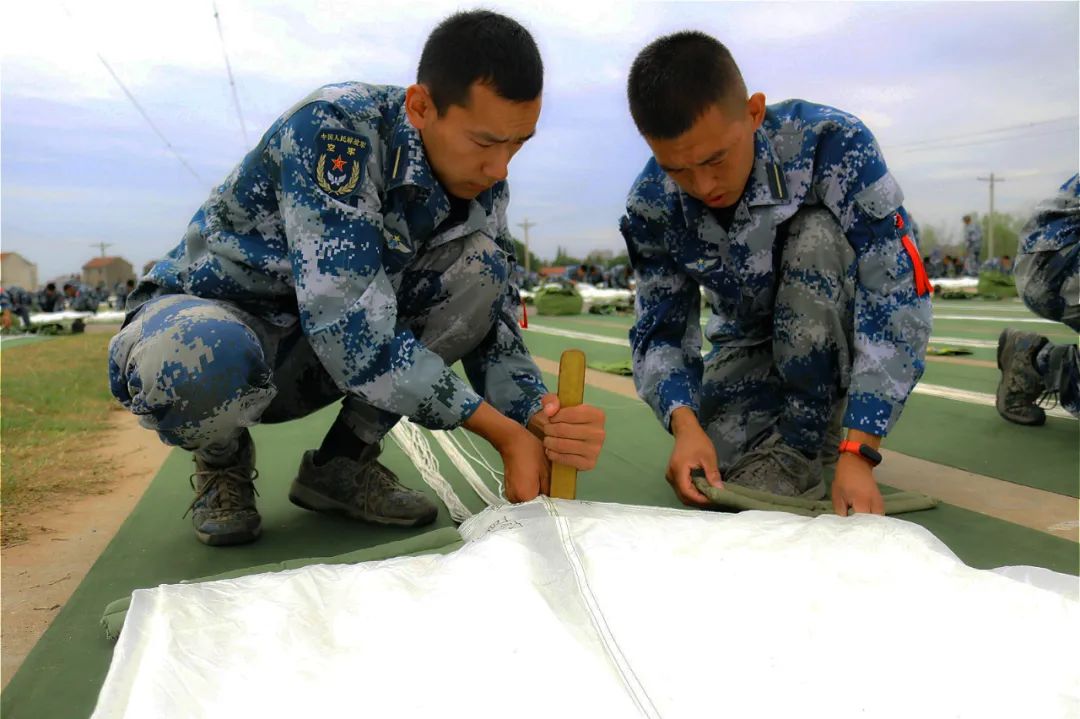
[
  {"left": 417, "top": 10, "right": 543, "bottom": 115},
  {"left": 46, "top": 283, "right": 56, "bottom": 292},
  {"left": 627, "top": 31, "right": 748, "bottom": 139}
]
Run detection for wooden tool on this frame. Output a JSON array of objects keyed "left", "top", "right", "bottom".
[{"left": 549, "top": 349, "right": 586, "bottom": 500}]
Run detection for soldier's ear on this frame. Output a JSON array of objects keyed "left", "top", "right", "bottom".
[
  {"left": 747, "top": 92, "right": 766, "bottom": 130},
  {"left": 405, "top": 84, "right": 436, "bottom": 130}
]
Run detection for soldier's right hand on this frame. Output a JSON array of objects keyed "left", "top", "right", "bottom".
[
  {"left": 667, "top": 408, "right": 722, "bottom": 508},
  {"left": 500, "top": 429, "right": 551, "bottom": 503}
]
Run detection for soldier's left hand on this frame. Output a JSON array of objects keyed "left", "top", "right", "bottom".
[
  {"left": 529, "top": 393, "right": 606, "bottom": 470},
  {"left": 831, "top": 453, "right": 885, "bottom": 516}
]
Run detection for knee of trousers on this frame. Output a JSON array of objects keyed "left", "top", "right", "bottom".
[
  {"left": 774, "top": 209, "right": 855, "bottom": 365},
  {"left": 779, "top": 208, "right": 855, "bottom": 280},
  {"left": 108, "top": 297, "right": 275, "bottom": 433},
  {"left": 414, "top": 232, "right": 507, "bottom": 361}
]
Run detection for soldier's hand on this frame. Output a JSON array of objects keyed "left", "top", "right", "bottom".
[
  {"left": 667, "top": 408, "right": 722, "bottom": 508},
  {"left": 831, "top": 454, "right": 885, "bottom": 516},
  {"left": 529, "top": 393, "right": 606, "bottom": 471},
  {"left": 500, "top": 428, "right": 551, "bottom": 503}
]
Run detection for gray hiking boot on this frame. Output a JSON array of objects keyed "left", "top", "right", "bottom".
[
  {"left": 996, "top": 328, "right": 1048, "bottom": 426},
  {"left": 289, "top": 444, "right": 438, "bottom": 527},
  {"left": 186, "top": 430, "right": 261, "bottom": 546},
  {"left": 725, "top": 434, "right": 826, "bottom": 499}
]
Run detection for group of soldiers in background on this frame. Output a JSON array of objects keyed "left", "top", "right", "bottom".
[
  {"left": 0, "top": 279, "right": 135, "bottom": 331},
  {"left": 511, "top": 262, "right": 635, "bottom": 292}
]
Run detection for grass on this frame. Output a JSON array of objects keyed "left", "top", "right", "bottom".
[{"left": 0, "top": 333, "right": 120, "bottom": 546}]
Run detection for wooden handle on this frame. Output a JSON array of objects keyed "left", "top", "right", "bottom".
[{"left": 549, "top": 349, "right": 586, "bottom": 500}]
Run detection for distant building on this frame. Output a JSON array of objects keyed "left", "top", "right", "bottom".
[
  {"left": 0, "top": 252, "right": 39, "bottom": 290},
  {"left": 83, "top": 256, "right": 135, "bottom": 289}
]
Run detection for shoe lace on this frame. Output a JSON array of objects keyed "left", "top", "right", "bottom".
[
  {"left": 1036, "top": 389, "right": 1060, "bottom": 410},
  {"left": 184, "top": 466, "right": 260, "bottom": 518}
]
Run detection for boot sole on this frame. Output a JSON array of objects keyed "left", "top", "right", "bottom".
[
  {"left": 288, "top": 481, "right": 437, "bottom": 528},
  {"left": 195, "top": 524, "right": 262, "bottom": 547}
]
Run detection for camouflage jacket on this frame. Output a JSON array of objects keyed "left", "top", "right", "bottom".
[
  {"left": 1019, "top": 175, "right": 1079, "bottom": 257},
  {"left": 620, "top": 100, "right": 932, "bottom": 437},
  {"left": 133, "top": 83, "right": 546, "bottom": 430}
]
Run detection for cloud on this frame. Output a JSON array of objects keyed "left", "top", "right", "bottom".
[{"left": 2, "top": 0, "right": 1077, "bottom": 279}]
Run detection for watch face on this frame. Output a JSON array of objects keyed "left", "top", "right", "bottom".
[{"left": 859, "top": 445, "right": 883, "bottom": 465}]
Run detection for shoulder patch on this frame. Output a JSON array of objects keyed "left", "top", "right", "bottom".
[{"left": 313, "top": 128, "right": 370, "bottom": 197}]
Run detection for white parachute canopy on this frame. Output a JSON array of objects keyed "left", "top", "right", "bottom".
[{"left": 93, "top": 498, "right": 1078, "bottom": 718}]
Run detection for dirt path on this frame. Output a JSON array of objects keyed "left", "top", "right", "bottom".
[{"left": 1, "top": 411, "right": 171, "bottom": 689}]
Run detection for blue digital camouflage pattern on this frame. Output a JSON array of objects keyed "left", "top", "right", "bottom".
[
  {"left": 1015, "top": 174, "right": 1080, "bottom": 332},
  {"left": 121, "top": 83, "right": 547, "bottom": 437},
  {"left": 620, "top": 100, "right": 932, "bottom": 441},
  {"left": 1016, "top": 174, "right": 1079, "bottom": 418}
]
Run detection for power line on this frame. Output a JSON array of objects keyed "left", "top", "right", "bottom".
[
  {"left": 881, "top": 116, "right": 1075, "bottom": 152},
  {"left": 891, "top": 126, "right": 1076, "bottom": 154},
  {"left": 61, "top": 6, "right": 207, "bottom": 186},
  {"left": 212, "top": 0, "right": 249, "bottom": 147}
]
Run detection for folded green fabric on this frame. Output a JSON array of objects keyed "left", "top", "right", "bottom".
[
  {"left": 102, "top": 527, "right": 464, "bottom": 641},
  {"left": 535, "top": 285, "right": 583, "bottom": 315},
  {"left": 692, "top": 477, "right": 938, "bottom": 517},
  {"left": 926, "top": 346, "right": 974, "bottom": 356},
  {"left": 588, "top": 360, "right": 633, "bottom": 376}
]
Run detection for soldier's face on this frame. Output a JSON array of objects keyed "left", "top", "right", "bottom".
[
  {"left": 647, "top": 93, "right": 766, "bottom": 209},
  {"left": 407, "top": 82, "right": 540, "bottom": 200}
]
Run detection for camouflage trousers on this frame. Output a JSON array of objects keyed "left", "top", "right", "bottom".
[
  {"left": 1015, "top": 243, "right": 1080, "bottom": 416},
  {"left": 963, "top": 242, "right": 981, "bottom": 277},
  {"left": 108, "top": 232, "right": 505, "bottom": 457},
  {"left": 700, "top": 209, "right": 855, "bottom": 470}
]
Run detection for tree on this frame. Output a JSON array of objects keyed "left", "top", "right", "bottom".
[
  {"left": 979, "top": 211, "right": 1023, "bottom": 260},
  {"left": 918, "top": 222, "right": 962, "bottom": 255},
  {"left": 552, "top": 246, "right": 582, "bottom": 266},
  {"left": 510, "top": 237, "right": 542, "bottom": 271}
]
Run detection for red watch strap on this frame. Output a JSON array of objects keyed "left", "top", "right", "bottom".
[{"left": 838, "top": 440, "right": 861, "bottom": 455}]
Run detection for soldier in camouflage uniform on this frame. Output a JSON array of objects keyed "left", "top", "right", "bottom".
[
  {"left": 997, "top": 174, "right": 1079, "bottom": 425},
  {"left": 620, "top": 32, "right": 932, "bottom": 516},
  {"left": 109, "top": 11, "right": 606, "bottom": 546},
  {"left": 962, "top": 215, "right": 982, "bottom": 277}
]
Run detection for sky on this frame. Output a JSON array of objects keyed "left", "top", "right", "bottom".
[{"left": 2, "top": 0, "right": 1078, "bottom": 282}]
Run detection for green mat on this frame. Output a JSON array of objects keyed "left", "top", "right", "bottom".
[
  {"left": 887, "top": 393, "right": 1079, "bottom": 498},
  {"left": 3, "top": 374, "right": 1077, "bottom": 719},
  {"left": 522, "top": 316, "right": 1078, "bottom": 498}
]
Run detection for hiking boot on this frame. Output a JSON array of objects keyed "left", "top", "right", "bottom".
[
  {"left": 289, "top": 444, "right": 438, "bottom": 527},
  {"left": 996, "top": 328, "right": 1048, "bottom": 426},
  {"left": 725, "top": 434, "right": 826, "bottom": 499},
  {"left": 186, "top": 430, "right": 261, "bottom": 546}
]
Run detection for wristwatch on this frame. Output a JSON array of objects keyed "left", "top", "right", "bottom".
[{"left": 838, "top": 440, "right": 882, "bottom": 466}]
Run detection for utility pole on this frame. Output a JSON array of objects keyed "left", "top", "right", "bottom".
[
  {"left": 90, "top": 242, "right": 113, "bottom": 258},
  {"left": 976, "top": 173, "right": 1005, "bottom": 259},
  {"left": 517, "top": 218, "right": 536, "bottom": 275}
]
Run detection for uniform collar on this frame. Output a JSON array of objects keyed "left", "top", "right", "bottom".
[{"left": 743, "top": 128, "right": 791, "bottom": 208}]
